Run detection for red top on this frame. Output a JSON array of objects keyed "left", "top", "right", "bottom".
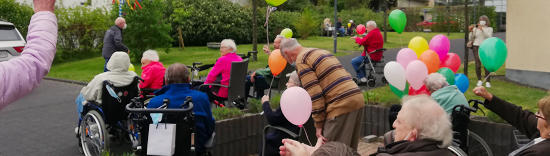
[
  {"left": 139, "top": 61, "right": 166, "bottom": 90},
  {"left": 355, "top": 28, "right": 384, "bottom": 61}
]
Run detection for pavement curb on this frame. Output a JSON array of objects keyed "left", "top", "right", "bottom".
[{"left": 44, "top": 77, "right": 88, "bottom": 86}]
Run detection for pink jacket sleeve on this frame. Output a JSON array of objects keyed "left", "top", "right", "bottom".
[
  {"left": 204, "top": 57, "right": 224, "bottom": 84},
  {"left": 0, "top": 12, "right": 58, "bottom": 109}
]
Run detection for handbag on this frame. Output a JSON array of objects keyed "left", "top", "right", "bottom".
[
  {"left": 147, "top": 123, "right": 177, "bottom": 156},
  {"left": 467, "top": 29, "right": 476, "bottom": 48}
]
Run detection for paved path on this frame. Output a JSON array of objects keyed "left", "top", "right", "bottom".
[{"left": 0, "top": 80, "right": 83, "bottom": 156}]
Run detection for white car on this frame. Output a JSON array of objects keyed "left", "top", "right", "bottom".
[{"left": 0, "top": 21, "right": 26, "bottom": 62}]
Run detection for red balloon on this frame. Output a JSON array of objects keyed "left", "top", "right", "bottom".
[
  {"left": 440, "top": 53, "right": 461, "bottom": 73},
  {"left": 356, "top": 24, "right": 366, "bottom": 35},
  {"left": 408, "top": 85, "right": 431, "bottom": 96}
]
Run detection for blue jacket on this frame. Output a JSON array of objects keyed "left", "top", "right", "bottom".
[{"left": 147, "top": 83, "right": 215, "bottom": 153}]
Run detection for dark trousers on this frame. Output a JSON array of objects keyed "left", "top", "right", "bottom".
[
  {"left": 472, "top": 46, "right": 490, "bottom": 82},
  {"left": 104, "top": 58, "right": 110, "bottom": 72},
  {"left": 245, "top": 75, "right": 269, "bottom": 99},
  {"left": 198, "top": 85, "right": 226, "bottom": 102}
]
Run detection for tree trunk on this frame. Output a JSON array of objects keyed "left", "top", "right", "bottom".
[
  {"left": 252, "top": 0, "right": 258, "bottom": 52},
  {"left": 178, "top": 26, "right": 184, "bottom": 49},
  {"left": 464, "top": 0, "right": 469, "bottom": 76}
]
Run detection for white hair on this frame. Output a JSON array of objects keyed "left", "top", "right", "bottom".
[
  {"left": 287, "top": 71, "right": 301, "bottom": 86},
  {"left": 275, "top": 35, "right": 285, "bottom": 39},
  {"left": 401, "top": 95, "right": 453, "bottom": 148},
  {"left": 115, "top": 17, "right": 125, "bottom": 25},
  {"left": 220, "top": 39, "right": 237, "bottom": 53},
  {"left": 366, "top": 20, "right": 377, "bottom": 28},
  {"left": 425, "top": 73, "right": 449, "bottom": 92},
  {"left": 142, "top": 49, "right": 159, "bottom": 62},
  {"left": 279, "top": 38, "right": 301, "bottom": 58}
]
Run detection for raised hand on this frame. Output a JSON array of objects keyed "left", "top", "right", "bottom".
[{"left": 33, "top": 0, "right": 56, "bottom": 13}]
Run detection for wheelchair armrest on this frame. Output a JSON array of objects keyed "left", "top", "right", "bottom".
[
  {"left": 204, "top": 132, "right": 216, "bottom": 149},
  {"left": 200, "top": 83, "right": 229, "bottom": 88},
  {"left": 264, "top": 125, "right": 299, "bottom": 139}
]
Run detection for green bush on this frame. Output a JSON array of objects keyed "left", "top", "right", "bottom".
[
  {"left": 399, "top": 6, "right": 497, "bottom": 32},
  {"left": 293, "top": 8, "right": 320, "bottom": 39},
  {"left": 0, "top": 0, "right": 34, "bottom": 37},
  {"left": 55, "top": 6, "right": 110, "bottom": 63},
  {"left": 337, "top": 7, "right": 383, "bottom": 30},
  {"left": 113, "top": 0, "right": 172, "bottom": 62},
  {"left": 212, "top": 107, "right": 244, "bottom": 120}
]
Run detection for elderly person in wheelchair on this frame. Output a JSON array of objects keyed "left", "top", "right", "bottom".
[
  {"left": 139, "top": 49, "right": 165, "bottom": 95},
  {"left": 351, "top": 20, "right": 384, "bottom": 84},
  {"left": 474, "top": 86, "right": 550, "bottom": 155},
  {"left": 147, "top": 63, "right": 215, "bottom": 155},
  {"left": 199, "top": 39, "right": 243, "bottom": 104},
  {"left": 425, "top": 73, "right": 468, "bottom": 114}
]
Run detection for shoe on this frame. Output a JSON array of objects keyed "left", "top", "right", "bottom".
[
  {"left": 485, "top": 82, "right": 491, "bottom": 88},
  {"left": 476, "top": 80, "right": 483, "bottom": 86},
  {"left": 360, "top": 77, "right": 368, "bottom": 83}
]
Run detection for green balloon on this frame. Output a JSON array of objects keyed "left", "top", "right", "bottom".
[
  {"left": 265, "top": 0, "right": 287, "bottom": 6},
  {"left": 479, "top": 37, "right": 508, "bottom": 72},
  {"left": 390, "top": 83, "right": 409, "bottom": 98},
  {"left": 388, "top": 9, "right": 407, "bottom": 34},
  {"left": 437, "top": 67, "right": 455, "bottom": 85},
  {"left": 280, "top": 28, "right": 293, "bottom": 38}
]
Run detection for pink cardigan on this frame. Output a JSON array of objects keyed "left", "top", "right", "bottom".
[
  {"left": 0, "top": 12, "right": 58, "bottom": 109},
  {"left": 204, "top": 53, "right": 242, "bottom": 98}
]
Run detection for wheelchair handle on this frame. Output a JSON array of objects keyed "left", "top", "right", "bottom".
[{"left": 126, "top": 101, "right": 193, "bottom": 113}]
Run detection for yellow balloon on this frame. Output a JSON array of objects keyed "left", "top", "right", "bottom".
[
  {"left": 128, "top": 64, "right": 135, "bottom": 72},
  {"left": 408, "top": 36, "right": 429, "bottom": 57}
]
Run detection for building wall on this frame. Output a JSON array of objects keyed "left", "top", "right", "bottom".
[
  {"left": 506, "top": 0, "right": 550, "bottom": 89},
  {"left": 397, "top": 0, "right": 433, "bottom": 8}
]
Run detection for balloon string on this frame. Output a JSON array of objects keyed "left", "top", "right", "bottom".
[
  {"left": 267, "top": 77, "right": 275, "bottom": 98},
  {"left": 482, "top": 72, "right": 495, "bottom": 83},
  {"left": 265, "top": 6, "right": 270, "bottom": 50},
  {"left": 302, "top": 126, "right": 313, "bottom": 146}
]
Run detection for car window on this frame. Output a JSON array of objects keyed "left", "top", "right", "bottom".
[{"left": 0, "top": 25, "right": 22, "bottom": 41}]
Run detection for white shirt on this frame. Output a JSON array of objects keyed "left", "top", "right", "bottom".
[{"left": 469, "top": 26, "right": 493, "bottom": 46}]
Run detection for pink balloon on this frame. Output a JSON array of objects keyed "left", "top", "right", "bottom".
[
  {"left": 280, "top": 87, "right": 312, "bottom": 126},
  {"left": 429, "top": 34, "right": 450, "bottom": 61},
  {"left": 396, "top": 48, "right": 417, "bottom": 68},
  {"left": 406, "top": 60, "right": 428, "bottom": 90},
  {"left": 356, "top": 24, "right": 366, "bottom": 35}
]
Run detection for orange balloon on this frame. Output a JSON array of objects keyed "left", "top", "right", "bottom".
[
  {"left": 419, "top": 49, "right": 440, "bottom": 73},
  {"left": 268, "top": 49, "right": 287, "bottom": 76}
]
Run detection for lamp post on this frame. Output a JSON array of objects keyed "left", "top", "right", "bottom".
[
  {"left": 447, "top": 0, "right": 451, "bottom": 36},
  {"left": 464, "top": 0, "right": 469, "bottom": 76},
  {"left": 333, "top": 0, "right": 337, "bottom": 54}
]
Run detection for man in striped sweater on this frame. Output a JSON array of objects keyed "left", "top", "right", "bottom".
[{"left": 279, "top": 38, "right": 365, "bottom": 151}]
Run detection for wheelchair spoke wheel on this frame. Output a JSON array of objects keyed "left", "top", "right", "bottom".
[
  {"left": 80, "top": 110, "right": 110, "bottom": 156},
  {"left": 467, "top": 130, "right": 493, "bottom": 156}
]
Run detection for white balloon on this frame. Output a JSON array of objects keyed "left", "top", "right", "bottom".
[{"left": 384, "top": 61, "right": 407, "bottom": 91}]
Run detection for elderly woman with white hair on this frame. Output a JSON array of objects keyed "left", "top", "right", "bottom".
[
  {"left": 201, "top": 39, "right": 243, "bottom": 101},
  {"left": 351, "top": 20, "right": 384, "bottom": 83},
  {"left": 425, "top": 73, "right": 468, "bottom": 114},
  {"left": 139, "top": 49, "right": 166, "bottom": 92},
  {"left": 375, "top": 95, "right": 454, "bottom": 155}
]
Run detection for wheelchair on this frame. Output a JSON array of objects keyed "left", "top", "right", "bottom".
[
  {"left": 450, "top": 100, "right": 493, "bottom": 156},
  {"left": 354, "top": 48, "right": 388, "bottom": 87},
  {"left": 76, "top": 76, "right": 201, "bottom": 156}
]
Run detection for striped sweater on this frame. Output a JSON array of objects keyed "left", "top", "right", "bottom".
[{"left": 296, "top": 48, "right": 365, "bottom": 128}]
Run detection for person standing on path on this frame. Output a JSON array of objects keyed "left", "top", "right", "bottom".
[
  {"left": 0, "top": 0, "right": 58, "bottom": 108},
  {"left": 279, "top": 38, "right": 365, "bottom": 152},
  {"left": 469, "top": 15, "right": 493, "bottom": 88},
  {"left": 102, "top": 17, "right": 129, "bottom": 72}
]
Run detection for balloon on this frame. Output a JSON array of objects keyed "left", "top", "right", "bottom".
[
  {"left": 429, "top": 34, "right": 450, "bottom": 61},
  {"left": 455, "top": 74, "right": 470, "bottom": 93},
  {"left": 390, "top": 83, "right": 409, "bottom": 98},
  {"left": 280, "top": 28, "right": 293, "bottom": 38},
  {"left": 437, "top": 67, "right": 455, "bottom": 85},
  {"left": 388, "top": 9, "right": 407, "bottom": 34},
  {"left": 384, "top": 61, "right": 407, "bottom": 91},
  {"left": 265, "top": 0, "right": 287, "bottom": 7},
  {"left": 408, "top": 36, "right": 429, "bottom": 57},
  {"left": 280, "top": 87, "right": 312, "bottom": 126},
  {"left": 479, "top": 37, "right": 508, "bottom": 72},
  {"left": 408, "top": 85, "right": 430, "bottom": 96},
  {"left": 347, "top": 23, "right": 351, "bottom": 28},
  {"left": 356, "top": 24, "right": 366, "bottom": 35},
  {"left": 128, "top": 64, "right": 135, "bottom": 72},
  {"left": 396, "top": 48, "right": 417, "bottom": 68},
  {"left": 440, "top": 53, "right": 461, "bottom": 73},
  {"left": 268, "top": 49, "right": 287, "bottom": 76},
  {"left": 419, "top": 49, "right": 440, "bottom": 74},
  {"left": 406, "top": 60, "right": 428, "bottom": 90}
]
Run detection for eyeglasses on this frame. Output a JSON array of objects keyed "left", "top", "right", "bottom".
[{"left": 535, "top": 111, "right": 546, "bottom": 120}]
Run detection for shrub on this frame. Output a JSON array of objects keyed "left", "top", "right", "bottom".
[
  {"left": 112, "top": 0, "right": 172, "bottom": 62},
  {"left": 212, "top": 107, "right": 244, "bottom": 120},
  {"left": 0, "top": 0, "right": 34, "bottom": 37},
  {"left": 55, "top": 6, "right": 110, "bottom": 63},
  {"left": 293, "top": 8, "right": 320, "bottom": 39},
  {"left": 337, "top": 7, "right": 383, "bottom": 30}
]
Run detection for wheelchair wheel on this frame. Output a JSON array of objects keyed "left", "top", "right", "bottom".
[
  {"left": 367, "top": 75, "right": 376, "bottom": 87},
  {"left": 80, "top": 110, "right": 110, "bottom": 156},
  {"left": 448, "top": 146, "right": 468, "bottom": 156},
  {"left": 467, "top": 130, "right": 493, "bottom": 156}
]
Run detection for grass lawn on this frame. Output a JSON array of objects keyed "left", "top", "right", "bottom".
[
  {"left": 48, "top": 32, "right": 463, "bottom": 82},
  {"left": 365, "top": 62, "right": 549, "bottom": 122}
]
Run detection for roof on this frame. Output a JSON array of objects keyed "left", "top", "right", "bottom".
[{"left": 0, "top": 21, "right": 15, "bottom": 26}]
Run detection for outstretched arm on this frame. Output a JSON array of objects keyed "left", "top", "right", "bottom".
[{"left": 0, "top": 0, "right": 57, "bottom": 108}]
